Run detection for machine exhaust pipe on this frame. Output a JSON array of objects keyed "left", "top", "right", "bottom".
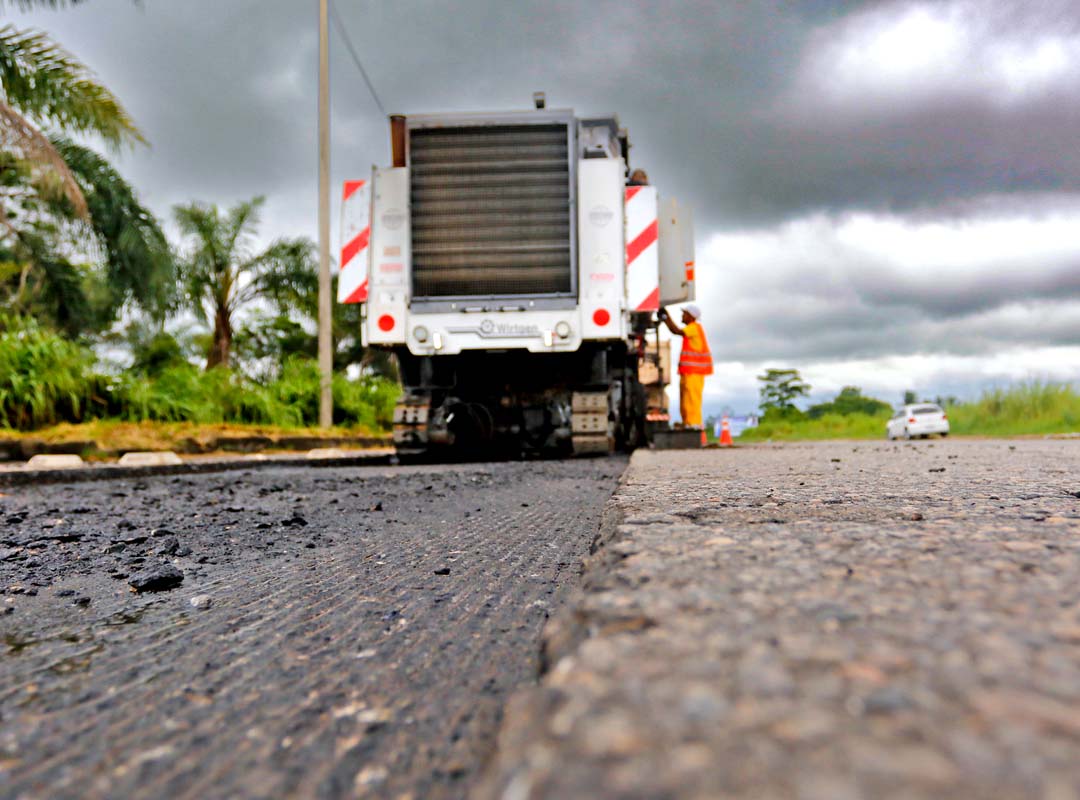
[{"left": 390, "top": 114, "right": 407, "bottom": 168}]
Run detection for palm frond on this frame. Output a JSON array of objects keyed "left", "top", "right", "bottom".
[
  {"left": 222, "top": 195, "right": 264, "bottom": 262},
  {"left": 0, "top": 25, "right": 144, "bottom": 148},
  {"left": 236, "top": 237, "right": 316, "bottom": 309},
  {"left": 52, "top": 137, "right": 173, "bottom": 319},
  {"left": 0, "top": 99, "right": 86, "bottom": 215}
]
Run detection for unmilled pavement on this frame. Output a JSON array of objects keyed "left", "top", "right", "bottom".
[{"left": 477, "top": 440, "right": 1080, "bottom": 800}]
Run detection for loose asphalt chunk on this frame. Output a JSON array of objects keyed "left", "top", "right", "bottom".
[{"left": 128, "top": 563, "right": 184, "bottom": 592}]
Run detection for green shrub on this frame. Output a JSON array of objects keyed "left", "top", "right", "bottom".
[
  {"left": 109, "top": 357, "right": 396, "bottom": 431},
  {"left": 0, "top": 321, "right": 397, "bottom": 433},
  {"left": 334, "top": 369, "right": 398, "bottom": 430},
  {"left": 130, "top": 331, "right": 187, "bottom": 377},
  {"left": 807, "top": 386, "right": 891, "bottom": 419},
  {"left": 0, "top": 315, "right": 98, "bottom": 429}
]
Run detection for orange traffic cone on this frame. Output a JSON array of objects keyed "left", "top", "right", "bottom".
[{"left": 719, "top": 416, "right": 734, "bottom": 447}]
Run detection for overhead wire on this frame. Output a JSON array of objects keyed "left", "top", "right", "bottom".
[{"left": 328, "top": 0, "right": 388, "bottom": 118}]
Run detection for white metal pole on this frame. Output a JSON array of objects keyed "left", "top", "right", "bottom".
[{"left": 318, "top": 0, "right": 333, "bottom": 428}]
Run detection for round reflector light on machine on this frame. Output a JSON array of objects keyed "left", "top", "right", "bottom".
[
  {"left": 555, "top": 321, "right": 571, "bottom": 339},
  {"left": 377, "top": 314, "right": 395, "bottom": 332},
  {"left": 413, "top": 325, "right": 429, "bottom": 343},
  {"left": 592, "top": 309, "right": 611, "bottom": 326}
]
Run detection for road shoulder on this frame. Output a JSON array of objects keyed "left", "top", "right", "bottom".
[{"left": 476, "top": 441, "right": 1080, "bottom": 800}]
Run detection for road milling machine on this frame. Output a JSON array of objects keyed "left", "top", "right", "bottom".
[{"left": 337, "top": 97, "right": 696, "bottom": 457}]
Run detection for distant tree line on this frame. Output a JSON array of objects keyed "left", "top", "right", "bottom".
[{"left": 757, "top": 369, "right": 919, "bottom": 420}]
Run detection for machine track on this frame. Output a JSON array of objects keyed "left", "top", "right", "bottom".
[{"left": 570, "top": 391, "right": 612, "bottom": 455}]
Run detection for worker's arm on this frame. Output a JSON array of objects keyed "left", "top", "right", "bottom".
[{"left": 658, "top": 308, "right": 684, "bottom": 336}]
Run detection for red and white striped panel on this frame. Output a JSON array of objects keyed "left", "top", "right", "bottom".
[
  {"left": 337, "top": 179, "right": 370, "bottom": 304},
  {"left": 625, "top": 186, "right": 659, "bottom": 311}
]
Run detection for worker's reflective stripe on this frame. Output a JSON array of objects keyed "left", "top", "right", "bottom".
[
  {"left": 678, "top": 352, "right": 713, "bottom": 374},
  {"left": 678, "top": 323, "right": 714, "bottom": 375}
]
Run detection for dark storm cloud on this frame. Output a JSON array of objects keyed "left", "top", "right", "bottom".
[
  {"left": 850, "top": 259, "right": 1080, "bottom": 317},
  {"left": 12, "top": 0, "right": 1080, "bottom": 382},
  {"left": 712, "top": 292, "right": 1080, "bottom": 363},
  {"left": 698, "top": 199, "right": 1080, "bottom": 364},
  {"left": 16, "top": 0, "right": 1079, "bottom": 229}
]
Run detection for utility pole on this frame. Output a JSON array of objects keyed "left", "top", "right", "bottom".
[{"left": 317, "top": 0, "right": 333, "bottom": 427}]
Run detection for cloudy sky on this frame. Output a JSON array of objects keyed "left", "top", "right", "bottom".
[{"left": 12, "top": 0, "right": 1080, "bottom": 414}]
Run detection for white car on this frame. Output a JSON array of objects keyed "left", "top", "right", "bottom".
[{"left": 886, "top": 404, "right": 950, "bottom": 440}]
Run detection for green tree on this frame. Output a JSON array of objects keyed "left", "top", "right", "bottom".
[
  {"left": 903, "top": 389, "right": 918, "bottom": 405},
  {"left": 807, "top": 386, "right": 891, "bottom": 419},
  {"left": 758, "top": 368, "right": 810, "bottom": 414},
  {"left": 232, "top": 270, "right": 399, "bottom": 382},
  {"left": 0, "top": 24, "right": 171, "bottom": 334},
  {"left": 174, "top": 196, "right": 316, "bottom": 370}
]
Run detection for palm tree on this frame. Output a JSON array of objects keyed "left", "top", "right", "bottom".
[
  {"left": 0, "top": 25, "right": 143, "bottom": 210},
  {"left": 0, "top": 22, "right": 173, "bottom": 333},
  {"left": 174, "top": 197, "right": 316, "bottom": 370}
]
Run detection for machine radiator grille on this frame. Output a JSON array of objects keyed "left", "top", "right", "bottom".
[{"left": 409, "top": 123, "right": 572, "bottom": 298}]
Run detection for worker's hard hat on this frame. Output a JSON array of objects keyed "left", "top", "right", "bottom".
[{"left": 684, "top": 304, "right": 702, "bottom": 320}]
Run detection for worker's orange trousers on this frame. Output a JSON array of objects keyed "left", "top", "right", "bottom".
[{"left": 679, "top": 373, "right": 705, "bottom": 427}]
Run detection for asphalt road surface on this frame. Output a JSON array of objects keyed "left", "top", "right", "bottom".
[
  {"left": 478, "top": 440, "right": 1080, "bottom": 800},
  {"left": 0, "top": 458, "right": 625, "bottom": 799}
]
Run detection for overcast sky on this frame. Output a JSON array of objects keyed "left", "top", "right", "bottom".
[{"left": 12, "top": 0, "right": 1080, "bottom": 414}]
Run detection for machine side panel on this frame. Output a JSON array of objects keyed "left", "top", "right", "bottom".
[
  {"left": 365, "top": 167, "right": 410, "bottom": 345},
  {"left": 578, "top": 158, "right": 626, "bottom": 341},
  {"left": 658, "top": 196, "right": 696, "bottom": 306},
  {"left": 682, "top": 204, "right": 696, "bottom": 302}
]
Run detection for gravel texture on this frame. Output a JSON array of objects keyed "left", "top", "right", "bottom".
[
  {"left": 476, "top": 439, "right": 1080, "bottom": 800},
  {"left": 0, "top": 458, "right": 624, "bottom": 799}
]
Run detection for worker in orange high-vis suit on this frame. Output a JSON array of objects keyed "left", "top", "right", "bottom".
[{"left": 658, "top": 304, "right": 713, "bottom": 427}]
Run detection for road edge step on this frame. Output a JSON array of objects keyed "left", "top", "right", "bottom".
[{"left": 0, "top": 450, "right": 393, "bottom": 487}]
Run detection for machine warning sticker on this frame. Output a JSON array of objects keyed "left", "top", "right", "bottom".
[
  {"left": 589, "top": 205, "right": 614, "bottom": 227},
  {"left": 381, "top": 210, "right": 406, "bottom": 230}
]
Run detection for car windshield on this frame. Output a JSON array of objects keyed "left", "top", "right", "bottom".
[{"left": 913, "top": 405, "right": 942, "bottom": 415}]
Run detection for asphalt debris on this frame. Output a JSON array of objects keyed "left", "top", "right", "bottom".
[
  {"left": 128, "top": 563, "right": 184, "bottom": 593},
  {"left": 189, "top": 594, "right": 212, "bottom": 610}
]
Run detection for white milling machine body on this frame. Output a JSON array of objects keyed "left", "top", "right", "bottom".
[{"left": 339, "top": 105, "right": 695, "bottom": 456}]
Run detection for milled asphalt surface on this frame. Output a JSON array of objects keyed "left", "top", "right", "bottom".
[
  {"left": 477, "top": 440, "right": 1080, "bottom": 800},
  {"left": 0, "top": 458, "right": 625, "bottom": 799}
]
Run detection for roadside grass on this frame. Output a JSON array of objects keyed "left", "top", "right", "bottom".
[
  {"left": 945, "top": 381, "right": 1080, "bottom": 437},
  {"left": 0, "top": 420, "right": 388, "bottom": 455},
  {"left": 737, "top": 381, "right": 1080, "bottom": 442},
  {"left": 737, "top": 411, "right": 891, "bottom": 442}
]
